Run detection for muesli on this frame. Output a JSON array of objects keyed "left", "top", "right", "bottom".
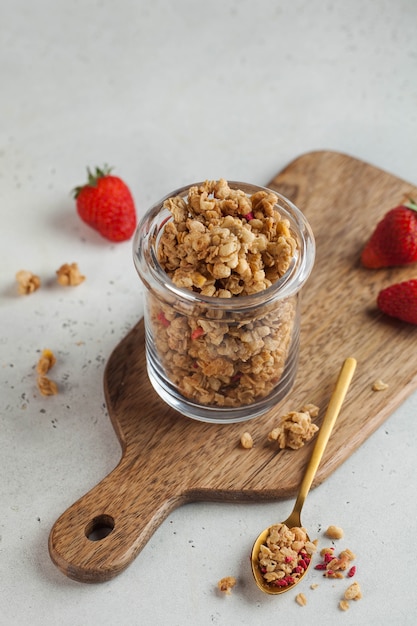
[
  {"left": 149, "top": 179, "right": 299, "bottom": 407},
  {"left": 256, "top": 523, "right": 317, "bottom": 588}
]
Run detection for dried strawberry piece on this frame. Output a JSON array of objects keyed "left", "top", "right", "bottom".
[
  {"left": 191, "top": 327, "right": 205, "bottom": 340},
  {"left": 157, "top": 311, "right": 170, "bottom": 327}
]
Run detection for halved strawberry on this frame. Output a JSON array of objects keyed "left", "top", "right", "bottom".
[
  {"left": 377, "top": 279, "right": 417, "bottom": 325},
  {"left": 361, "top": 200, "right": 417, "bottom": 268}
]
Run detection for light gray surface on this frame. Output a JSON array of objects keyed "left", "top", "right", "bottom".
[{"left": 1, "top": 1, "right": 416, "bottom": 624}]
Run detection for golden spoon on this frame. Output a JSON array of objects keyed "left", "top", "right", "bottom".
[{"left": 251, "top": 357, "right": 357, "bottom": 595}]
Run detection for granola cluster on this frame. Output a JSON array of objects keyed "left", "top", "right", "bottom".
[
  {"left": 325, "top": 524, "right": 344, "bottom": 540},
  {"left": 56, "top": 262, "right": 85, "bottom": 286},
  {"left": 149, "top": 180, "right": 299, "bottom": 408},
  {"left": 16, "top": 263, "right": 85, "bottom": 293},
  {"left": 217, "top": 576, "right": 237, "bottom": 595},
  {"left": 343, "top": 581, "right": 362, "bottom": 601},
  {"left": 16, "top": 270, "right": 41, "bottom": 294},
  {"left": 36, "top": 348, "right": 58, "bottom": 396},
  {"left": 267, "top": 404, "right": 319, "bottom": 449},
  {"left": 239, "top": 402, "right": 320, "bottom": 450},
  {"left": 240, "top": 431, "right": 254, "bottom": 449},
  {"left": 257, "top": 523, "right": 317, "bottom": 588}
]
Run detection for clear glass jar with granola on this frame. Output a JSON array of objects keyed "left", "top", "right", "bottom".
[{"left": 133, "top": 179, "right": 315, "bottom": 423}]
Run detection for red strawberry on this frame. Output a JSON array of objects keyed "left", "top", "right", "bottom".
[
  {"left": 377, "top": 279, "right": 417, "bottom": 325},
  {"left": 361, "top": 200, "right": 417, "bottom": 268},
  {"left": 74, "top": 166, "right": 136, "bottom": 242}
]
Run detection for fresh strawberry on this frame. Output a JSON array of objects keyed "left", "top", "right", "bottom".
[
  {"left": 377, "top": 279, "right": 417, "bottom": 325},
  {"left": 361, "top": 200, "right": 417, "bottom": 268},
  {"left": 74, "top": 166, "right": 136, "bottom": 242}
]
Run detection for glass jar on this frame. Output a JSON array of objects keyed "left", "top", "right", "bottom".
[{"left": 133, "top": 181, "right": 315, "bottom": 424}]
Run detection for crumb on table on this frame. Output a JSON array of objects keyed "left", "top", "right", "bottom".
[
  {"left": 372, "top": 379, "right": 388, "bottom": 391},
  {"left": 240, "top": 431, "right": 254, "bottom": 449},
  {"left": 16, "top": 270, "right": 41, "bottom": 295},
  {"left": 217, "top": 576, "right": 236, "bottom": 595},
  {"left": 295, "top": 592, "right": 307, "bottom": 606},
  {"left": 325, "top": 525, "right": 344, "bottom": 540},
  {"left": 56, "top": 262, "right": 85, "bottom": 286}
]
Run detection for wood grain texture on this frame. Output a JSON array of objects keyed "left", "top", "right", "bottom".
[{"left": 49, "top": 150, "right": 417, "bottom": 583}]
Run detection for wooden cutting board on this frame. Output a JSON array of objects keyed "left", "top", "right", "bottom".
[{"left": 49, "top": 151, "right": 417, "bottom": 583}]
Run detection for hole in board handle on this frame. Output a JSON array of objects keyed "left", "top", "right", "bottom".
[{"left": 85, "top": 514, "right": 115, "bottom": 541}]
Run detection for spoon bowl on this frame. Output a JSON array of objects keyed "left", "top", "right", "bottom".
[{"left": 251, "top": 357, "right": 357, "bottom": 595}]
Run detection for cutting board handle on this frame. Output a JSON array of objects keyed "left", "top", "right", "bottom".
[{"left": 48, "top": 458, "right": 184, "bottom": 583}]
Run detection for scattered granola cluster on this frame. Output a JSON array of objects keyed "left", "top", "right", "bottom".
[
  {"left": 341, "top": 581, "right": 362, "bottom": 607},
  {"left": 150, "top": 180, "right": 299, "bottom": 407},
  {"left": 315, "top": 545, "right": 356, "bottom": 579},
  {"left": 257, "top": 523, "right": 317, "bottom": 588},
  {"left": 217, "top": 576, "right": 237, "bottom": 595},
  {"left": 267, "top": 403, "right": 319, "bottom": 449},
  {"left": 217, "top": 524, "right": 360, "bottom": 610},
  {"left": 36, "top": 349, "right": 58, "bottom": 396},
  {"left": 312, "top": 525, "right": 362, "bottom": 611},
  {"left": 240, "top": 403, "right": 320, "bottom": 450},
  {"left": 325, "top": 524, "right": 344, "bottom": 540},
  {"left": 56, "top": 262, "right": 85, "bottom": 286},
  {"left": 15, "top": 270, "right": 41, "bottom": 294},
  {"left": 240, "top": 431, "right": 254, "bottom": 449},
  {"left": 17, "top": 266, "right": 84, "bottom": 398},
  {"left": 16, "top": 263, "right": 85, "bottom": 293},
  {"left": 372, "top": 378, "right": 388, "bottom": 391}
]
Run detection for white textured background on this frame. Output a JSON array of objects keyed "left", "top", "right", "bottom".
[{"left": 1, "top": 1, "right": 417, "bottom": 624}]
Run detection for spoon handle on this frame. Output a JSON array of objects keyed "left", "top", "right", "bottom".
[{"left": 291, "top": 357, "right": 357, "bottom": 520}]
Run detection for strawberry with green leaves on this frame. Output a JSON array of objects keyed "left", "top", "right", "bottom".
[
  {"left": 377, "top": 279, "right": 417, "bottom": 325},
  {"left": 74, "top": 166, "right": 136, "bottom": 242},
  {"left": 361, "top": 200, "right": 417, "bottom": 268}
]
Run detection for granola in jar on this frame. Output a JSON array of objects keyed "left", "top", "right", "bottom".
[
  {"left": 134, "top": 179, "right": 315, "bottom": 422},
  {"left": 149, "top": 292, "right": 296, "bottom": 408}
]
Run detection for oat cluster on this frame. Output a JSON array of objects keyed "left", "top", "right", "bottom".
[
  {"left": 239, "top": 402, "right": 320, "bottom": 450},
  {"left": 157, "top": 178, "right": 297, "bottom": 297},
  {"left": 344, "top": 581, "right": 362, "bottom": 601},
  {"left": 240, "top": 431, "right": 254, "bottom": 449},
  {"left": 36, "top": 349, "right": 58, "bottom": 396},
  {"left": 257, "top": 523, "right": 317, "bottom": 588},
  {"left": 37, "top": 348, "right": 56, "bottom": 375},
  {"left": 217, "top": 576, "right": 236, "bottom": 595},
  {"left": 325, "top": 524, "right": 344, "bottom": 540},
  {"left": 16, "top": 263, "right": 85, "bottom": 294},
  {"left": 56, "top": 262, "right": 86, "bottom": 286},
  {"left": 267, "top": 404, "right": 319, "bottom": 449},
  {"left": 339, "top": 581, "right": 362, "bottom": 610},
  {"left": 149, "top": 180, "right": 299, "bottom": 408},
  {"left": 16, "top": 270, "right": 41, "bottom": 294}
]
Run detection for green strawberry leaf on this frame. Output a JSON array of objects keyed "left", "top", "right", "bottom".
[
  {"left": 405, "top": 198, "right": 417, "bottom": 212},
  {"left": 73, "top": 164, "right": 113, "bottom": 198}
]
